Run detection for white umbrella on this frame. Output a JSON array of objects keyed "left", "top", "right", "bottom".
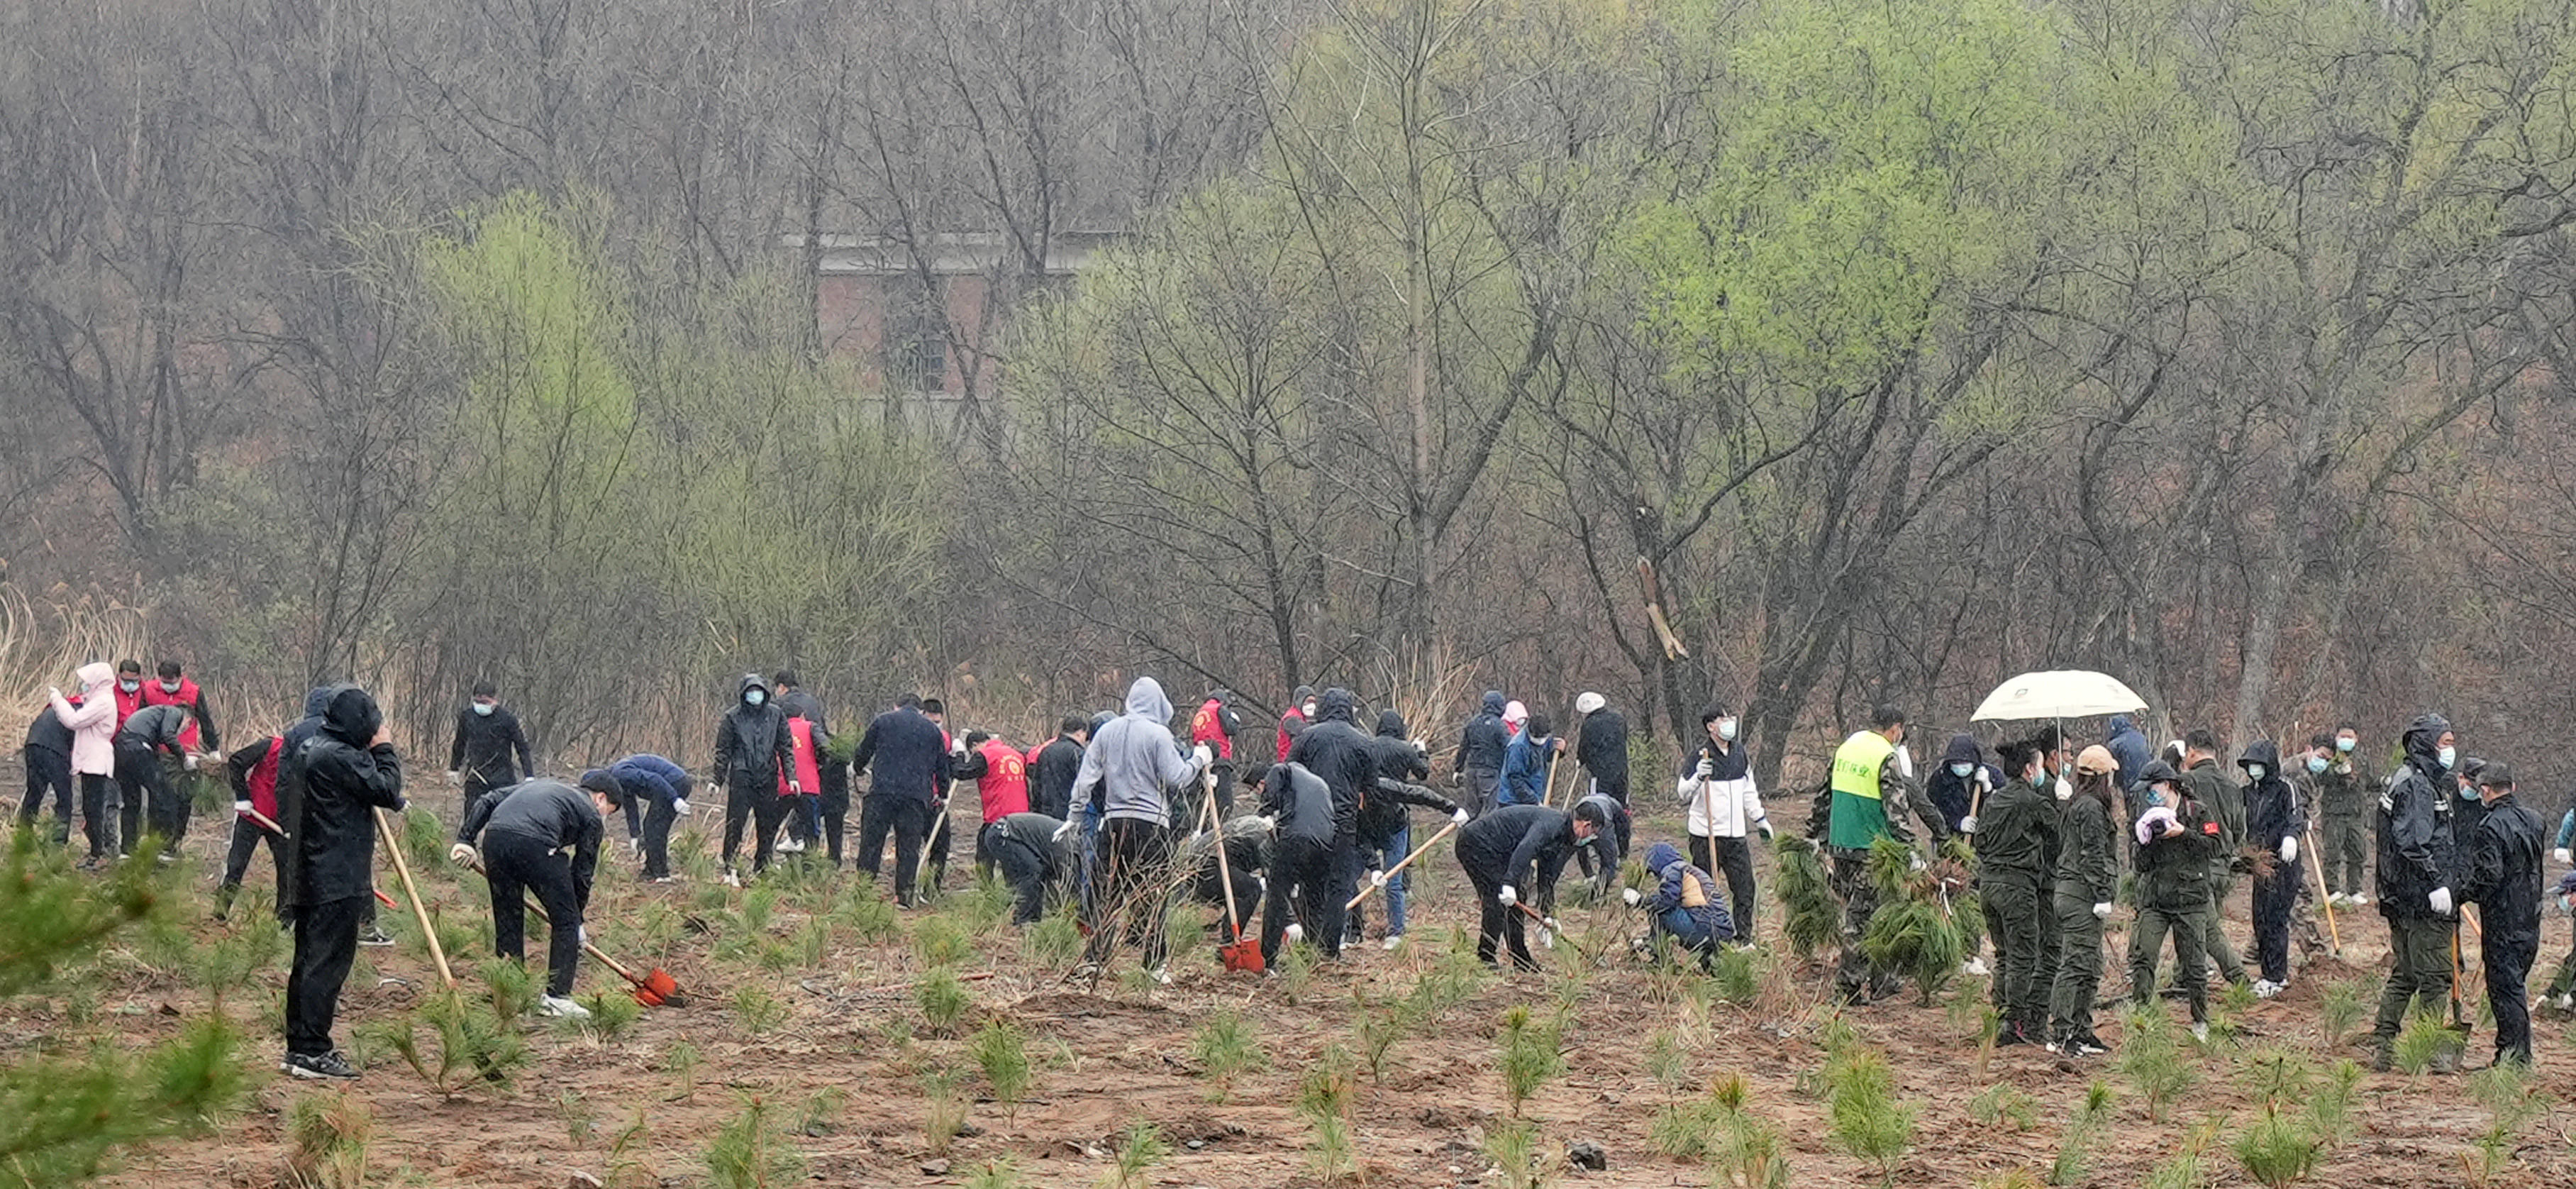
[{"left": 1970, "top": 670, "right": 2146, "bottom": 723}]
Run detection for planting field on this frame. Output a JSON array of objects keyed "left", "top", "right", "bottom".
[{"left": 27, "top": 795, "right": 2576, "bottom": 1189}]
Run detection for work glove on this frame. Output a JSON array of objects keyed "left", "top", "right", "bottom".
[
  {"left": 445, "top": 770, "right": 462, "bottom": 787},
  {"left": 1622, "top": 887, "right": 1642, "bottom": 907},
  {"left": 1958, "top": 815, "right": 1978, "bottom": 835},
  {"left": 1191, "top": 743, "right": 1214, "bottom": 768},
  {"left": 1693, "top": 758, "right": 1715, "bottom": 781},
  {"left": 1410, "top": 738, "right": 1428, "bottom": 754},
  {"left": 233, "top": 800, "right": 252, "bottom": 815},
  {"left": 950, "top": 738, "right": 968, "bottom": 758},
  {"left": 787, "top": 780, "right": 801, "bottom": 795},
  {"left": 2555, "top": 847, "right": 2570, "bottom": 866},
  {"left": 1539, "top": 917, "right": 1560, "bottom": 949},
  {"left": 1908, "top": 853, "right": 1928, "bottom": 873},
  {"left": 577, "top": 925, "right": 589, "bottom": 946},
  {"left": 1368, "top": 869, "right": 1386, "bottom": 887},
  {"left": 704, "top": 782, "right": 721, "bottom": 800},
  {"left": 1758, "top": 819, "right": 1776, "bottom": 841},
  {"left": 1253, "top": 816, "right": 1277, "bottom": 833},
  {"left": 448, "top": 843, "right": 477, "bottom": 867},
  {"left": 1498, "top": 885, "right": 1519, "bottom": 907},
  {"left": 45, "top": 686, "right": 61, "bottom": 701},
  {"left": 2092, "top": 902, "right": 2113, "bottom": 921},
  {"left": 1450, "top": 807, "right": 1470, "bottom": 826},
  {"left": 2279, "top": 836, "right": 2297, "bottom": 863},
  {"left": 2429, "top": 887, "right": 2453, "bottom": 916},
  {"left": 2558, "top": 893, "right": 2572, "bottom": 915},
  {"left": 672, "top": 798, "right": 691, "bottom": 816},
  {"left": 184, "top": 753, "right": 199, "bottom": 771},
  {"left": 1051, "top": 818, "right": 1079, "bottom": 843},
  {"left": 1284, "top": 922, "right": 1304, "bottom": 944}
]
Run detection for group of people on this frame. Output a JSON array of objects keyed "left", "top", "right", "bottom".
[{"left": 23, "top": 659, "right": 220, "bottom": 866}]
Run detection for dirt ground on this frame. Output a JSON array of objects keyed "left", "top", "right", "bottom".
[{"left": 35, "top": 794, "right": 2576, "bottom": 1189}]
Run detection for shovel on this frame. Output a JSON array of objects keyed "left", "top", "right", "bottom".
[
  {"left": 2302, "top": 822, "right": 2341, "bottom": 957},
  {"left": 373, "top": 807, "right": 455, "bottom": 989},
  {"left": 1204, "top": 772, "right": 1262, "bottom": 973},
  {"left": 470, "top": 857, "right": 689, "bottom": 1007},
  {"left": 1346, "top": 819, "right": 1459, "bottom": 911}
]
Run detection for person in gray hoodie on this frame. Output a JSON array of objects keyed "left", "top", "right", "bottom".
[{"left": 1071, "top": 677, "right": 1211, "bottom": 980}]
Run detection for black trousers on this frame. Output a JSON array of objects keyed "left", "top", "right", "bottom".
[
  {"left": 923, "top": 800, "right": 954, "bottom": 888},
  {"left": 484, "top": 830, "right": 584, "bottom": 997},
  {"left": 113, "top": 745, "right": 167, "bottom": 855},
  {"left": 721, "top": 772, "right": 785, "bottom": 873},
  {"left": 1692, "top": 834, "right": 1760, "bottom": 943},
  {"left": 462, "top": 774, "right": 505, "bottom": 825},
  {"left": 2252, "top": 865, "right": 2299, "bottom": 985},
  {"left": 856, "top": 795, "right": 931, "bottom": 902},
  {"left": 19, "top": 746, "right": 74, "bottom": 844},
  {"left": 639, "top": 795, "right": 677, "bottom": 879},
  {"left": 620, "top": 794, "right": 642, "bottom": 841},
  {"left": 820, "top": 763, "right": 851, "bottom": 863},
  {"left": 1261, "top": 835, "right": 1351, "bottom": 963},
  {"left": 221, "top": 814, "right": 286, "bottom": 889},
  {"left": 1462, "top": 860, "right": 1538, "bottom": 970},
  {"left": 79, "top": 773, "right": 115, "bottom": 856},
  {"left": 2486, "top": 931, "right": 2536, "bottom": 1065},
  {"left": 977, "top": 826, "right": 1053, "bottom": 925},
  {"left": 1085, "top": 817, "right": 1175, "bottom": 969},
  {"left": 286, "top": 892, "right": 367, "bottom": 1056}
]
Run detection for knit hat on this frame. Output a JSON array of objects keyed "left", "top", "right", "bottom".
[{"left": 1575, "top": 692, "right": 1606, "bottom": 716}]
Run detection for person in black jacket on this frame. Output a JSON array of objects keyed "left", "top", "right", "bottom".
[
  {"left": 274, "top": 686, "right": 389, "bottom": 944},
  {"left": 1571, "top": 790, "right": 1631, "bottom": 895},
  {"left": 977, "top": 811, "right": 1076, "bottom": 926},
  {"left": 711, "top": 673, "right": 797, "bottom": 883},
  {"left": 848, "top": 692, "right": 951, "bottom": 905},
  {"left": 1455, "top": 801, "right": 1604, "bottom": 970},
  {"left": 452, "top": 776, "right": 616, "bottom": 1017},
  {"left": 112, "top": 702, "right": 195, "bottom": 858},
  {"left": 445, "top": 681, "right": 532, "bottom": 814},
  {"left": 216, "top": 731, "right": 289, "bottom": 919},
  {"left": 277, "top": 685, "right": 405, "bottom": 1080},
  {"left": 1258, "top": 761, "right": 1348, "bottom": 962},
  {"left": 20, "top": 698, "right": 80, "bottom": 845},
  {"left": 1350, "top": 709, "right": 1466, "bottom": 949},
  {"left": 1571, "top": 692, "right": 1630, "bottom": 806},
  {"left": 1279, "top": 688, "right": 1373, "bottom": 949},
  {"left": 773, "top": 670, "right": 829, "bottom": 852},
  {"left": 2371, "top": 714, "right": 2460, "bottom": 1069},
  {"left": 1028, "top": 717, "right": 1087, "bottom": 822},
  {"left": 2460, "top": 764, "right": 2544, "bottom": 1066},
  {"left": 2238, "top": 740, "right": 2307, "bottom": 997},
  {"left": 1453, "top": 690, "right": 1510, "bottom": 817}
]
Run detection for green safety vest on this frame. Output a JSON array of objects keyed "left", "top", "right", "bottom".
[{"left": 1828, "top": 729, "right": 1896, "bottom": 851}]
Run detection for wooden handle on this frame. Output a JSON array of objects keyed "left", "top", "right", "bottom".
[
  {"left": 1346, "top": 819, "right": 1460, "bottom": 911},
  {"left": 374, "top": 807, "right": 455, "bottom": 989}
]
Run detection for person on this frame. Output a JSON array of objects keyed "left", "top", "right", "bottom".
[
  {"left": 2104, "top": 713, "right": 2152, "bottom": 797},
  {"left": 1190, "top": 690, "right": 1243, "bottom": 815},
  {"left": 1925, "top": 732, "right": 1998, "bottom": 841},
  {"left": 1679, "top": 706, "right": 1770, "bottom": 945},
  {"left": 445, "top": 681, "right": 532, "bottom": 814},
  {"left": 1353, "top": 709, "right": 1465, "bottom": 950},
  {"left": 711, "top": 674, "right": 797, "bottom": 883},
  {"left": 1277, "top": 688, "right": 1374, "bottom": 956},
  {"left": 2541, "top": 870, "right": 2576, "bottom": 1015},
  {"left": 1455, "top": 801, "right": 1601, "bottom": 970},
  {"left": 1810, "top": 704, "right": 1927, "bottom": 1002},
  {"left": 2176, "top": 729, "right": 2250, "bottom": 988},
  {"left": 978, "top": 810, "right": 1077, "bottom": 926},
  {"left": 2370, "top": 714, "right": 2460, "bottom": 1071},
  {"left": 21, "top": 695, "right": 80, "bottom": 846},
  {"left": 2458, "top": 764, "right": 2543, "bottom": 1066},
  {"left": 451, "top": 775, "right": 616, "bottom": 1019},
  {"left": 273, "top": 685, "right": 392, "bottom": 946},
  {"left": 110, "top": 660, "right": 146, "bottom": 729},
  {"left": 586, "top": 755, "right": 692, "bottom": 882},
  {"left": 770, "top": 702, "right": 826, "bottom": 856},
  {"left": 1571, "top": 692, "right": 1629, "bottom": 806},
  {"left": 919, "top": 698, "right": 960, "bottom": 888},
  {"left": 1188, "top": 779, "right": 1272, "bottom": 940},
  {"left": 1502, "top": 699, "right": 1530, "bottom": 740},
  {"left": 276, "top": 685, "right": 405, "bottom": 1079},
  {"left": 955, "top": 731, "right": 1031, "bottom": 825},
  {"left": 47, "top": 663, "right": 121, "bottom": 865},
  {"left": 1027, "top": 717, "right": 1088, "bottom": 822},
  {"left": 1257, "top": 761, "right": 1350, "bottom": 962},
  {"left": 111, "top": 700, "right": 195, "bottom": 859},
  {"left": 2047, "top": 746, "right": 2121, "bottom": 1056},
  {"left": 1497, "top": 711, "right": 1561, "bottom": 807},
  {"left": 1454, "top": 690, "right": 1510, "bottom": 817},
  {"left": 848, "top": 693, "right": 950, "bottom": 904},
  {"left": 1276, "top": 685, "right": 1315, "bottom": 762},
  {"left": 2128, "top": 760, "right": 2219, "bottom": 1041},
  {"left": 2553, "top": 805, "right": 2572, "bottom": 871},
  {"left": 1570, "top": 787, "right": 1632, "bottom": 896},
  {"left": 1973, "top": 738, "right": 2060, "bottom": 1047},
  {"left": 140, "top": 660, "right": 220, "bottom": 754},
  {"left": 1072, "top": 676, "right": 1211, "bottom": 980},
  {"left": 217, "top": 729, "right": 291, "bottom": 919},
  {"left": 2239, "top": 740, "right": 2306, "bottom": 997},
  {"left": 2319, "top": 724, "right": 2372, "bottom": 905},
  {"left": 1623, "top": 841, "right": 1735, "bottom": 965}
]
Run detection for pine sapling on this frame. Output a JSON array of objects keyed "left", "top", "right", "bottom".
[{"left": 971, "top": 1020, "right": 1033, "bottom": 1122}]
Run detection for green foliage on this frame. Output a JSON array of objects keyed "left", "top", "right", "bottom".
[
  {"left": 1296, "top": 1044, "right": 1360, "bottom": 1180},
  {"left": 0, "top": 834, "right": 158, "bottom": 997},
  {"left": 1644, "top": 1029, "right": 1690, "bottom": 1093},
  {"left": 0, "top": 1015, "right": 246, "bottom": 1188},
  {"left": 1969, "top": 1083, "right": 2037, "bottom": 1132},
  {"left": 1190, "top": 1010, "right": 1263, "bottom": 1100},
  {"left": 2115, "top": 1007, "right": 2198, "bottom": 1122},
  {"left": 916, "top": 966, "right": 972, "bottom": 1036},
  {"left": 481, "top": 956, "right": 540, "bottom": 1020},
  {"left": 660, "top": 1039, "right": 702, "bottom": 1100},
  {"left": 1770, "top": 835, "right": 1840, "bottom": 960},
  {"left": 730, "top": 985, "right": 787, "bottom": 1037},
  {"left": 2141, "top": 1117, "right": 2225, "bottom": 1189},
  {"left": 1481, "top": 1119, "right": 1548, "bottom": 1189},
  {"left": 2392, "top": 1011, "right": 2461, "bottom": 1079},
  {"left": 2048, "top": 1080, "right": 2114, "bottom": 1186},
  {"left": 921, "top": 1067, "right": 969, "bottom": 1156},
  {"left": 1859, "top": 894, "right": 1963, "bottom": 1005},
  {"left": 2231, "top": 1112, "right": 2322, "bottom": 1189},
  {"left": 554, "top": 1090, "right": 597, "bottom": 1147},
  {"left": 703, "top": 1094, "right": 807, "bottom": 1189},
  {"left": 1709, "top": 944, "right": 1761, "bottom": 1005},
  {"left": 2464, "top": 1062, "right": 2550, "bottom": 1188},
  {"left": 1103, "top": 1122, "right": 1167, "bottom": 1189},
  {"left": 1823, "top": 1034, "right": 1914, "bottom": 1183},
  {"left": 576, "top": 988, "right": 643, "bottom": 1042},
  {"left": 285, "top": 1091, "right": 374, "bottom": 1189},
  {"left": 367, "top": 988, "right": 530, "bottom": 1097},
  {"left": 1496, "top": 1005, "right": 1565, "bottom": 1117},
  {"left": 833, "top": 883, "right": 901, "bottom": 945},
  {"left": 912, "top": 914, "right": 969, "bottom": 967},
  {"left": 970, "top": 1021, "right": 1033, "bottom": 1119},
  {"left": 1650, "top": 1071, "right": 1788, "bottom": 1184},
  {"left": 1023, "top": 909, "right": 1083, "bottom": 966},
  {"left": 2316, "top": 978, "right": 2367, "bottom": 1047},
  {"left": 964, "top": 1158, "right": 1026, "bottom": 1189}
]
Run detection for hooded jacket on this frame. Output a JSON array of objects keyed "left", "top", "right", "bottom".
[
  {"left": 1677, "top": 736, "right": 1765, "bottom": 838},
  {"left": 1453, "top": 691, "right": 1509, "bottom": 775},
  {"left": 713, "top": 675, "right": 796, "bottom": 786},
  {"left": 2180, "top": 753, "right": 2242, "bottom": 861},
  {"left": 2376, "top": 714, "right": 2458, "bottom": 920},
  {"left": 1028, "top": 731, "right": 1086, "bottom": 821},
  {"left": 283, "top": 685, "right": 406, "bottom": 909},
  {"left": 1641, "top": 841, "right": 1733, "bottom": 942},
  {"left": 2134, "top": 781, "right": 2221, "bottom": 909},
  {"left": 2460, "top": 791, "right": 2543, "bottom": 945},
  {"left": 1282, "top": 688, "right": 1372, "bottom": 844},
  {"left": 460, "top": 778, "right": 606, "bottom": 912},
  {"left": 25, "top": 699, "right": 77, "bottom": 756},
  {"left": 1923, "top": 734, "right": 1998, "bottom": 836},
  {"left": 1260, "top": 762, "right": 1338, "bottom": 846},
  {"left": 48, "top": 663, "right": 119, "bottom": 776},
  {"left": 777, "top": 688, "right": 828, "bottom": 744},
  {"left": 2105, "top": 715, "right": 2152, "bottom": 791},
  {"left": 2238, "top": 740, "right": 2306, "bottom": 870},
  {"left": 1070, "top": 677, "right": 1205, "bottom": 829},
  {"left": 849, "top": 700, "right": 950, "bottom": 803},
  {"left": 448, "top": 701, "right": 533, "bottom": 787},
  {"left": 2053, "top": 775, "right": 2119, "bottom": 906},
  {"left": 1573, "top": 705, "right": 1629, "bottom": 795},
  {"left": 1360, "top": 710, "right": 1455, "bottom": 844},
  {"left": 1275, "top": 685, "right": 1315, "bottom": 763}
]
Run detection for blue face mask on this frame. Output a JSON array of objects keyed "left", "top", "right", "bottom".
[
  {"left": 2437, "top": 745, "right": 2456, "bottom": 768},
  {"left": 2247, "top": 764, "right": 2267, "bottom": 781},
  {"left": 745, "top": 690, "right": 767, "bottom": 707},
  {"left": 472, "top": 702, "right": 496, "bottom": 717},
  {"left": 2306, "top": 756, "right": 2328, "bottom": 775},
  {"left": 2146, "top": 787, "right": 2167, "bottom": 807},
  {"left": 2460, "top": 782, "right": 2480, "bottom": 802},
  {"left": 1950, "top": 763, "right": 1974, "bottom": 778}
]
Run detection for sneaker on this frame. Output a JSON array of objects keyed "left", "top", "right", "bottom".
[
  {"left": 647, "top": 875, "right": 677, "bottom": 885},
  {"left": 2350, "top": 893, "right": 2369, "bottom": 906},
  {"left": 2253, "top": 979, "right": 2284, "bottom": 1000},
  {"left": 155, "top": 852, "right": 176, "bottom": 866},
  {"left": 775, "top": 836, "right": 806, "bottom": 853},
  {"left": 2042, "top": 1039, "right": 2061, "bottom": 1054},
  {"left": 1382, "top": 934, "right": 1405, "bottom": 951},
  {"left": 282, "top": 1050, "right": 361, "bottom": 1080},
  {"left": 1148, "top": 967, "right": 1172, "bottom": 986},
  {"left": 2191, "top": 1022, "right": 2210, "bottom": 1043},
  {"left": 722, "top": 868, "right": 741, "bottom": 888},
  {"left": 2069, "top": 1037, "right": 2108, "bottom": 1057},
  {"left": 2552, "top": 992, "right": 2575, "bottom": 1013},
  {"left": 1962, "top": 956, "right": 1989, "bottom": 977},
  {"left": 75, "top": 855, "right": 104, "bottom": 872},
  {"left": 535, "top": 995, "right": 591, "bottom": 1019},
  {"left": 356, "top": 927, "right": 395, "bottom": 948},
  {"left": 628, "top": 837, "right": 642, "bottom": 856}
]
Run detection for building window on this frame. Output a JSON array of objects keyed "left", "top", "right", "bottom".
[{"left": 889, "top": 301, "right": 947, "bottom": 394}]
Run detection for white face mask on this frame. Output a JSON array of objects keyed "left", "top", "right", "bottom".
[
  {"left": 2336, "top": 736, "right": 2355, "bottom": 753},
  {"left": 118, "top": 680, "right": 140, "bottom": 693},
  {"left": 2436, "top": 745, "right": 2456, "bottom": 768},
  {"left": 1950, "top": 763, "right": 1974, "bottom": 778},
  {"left": 472, "top": 702, "right": 496, "bottom": 717},
  {"left": 2247, "top": 764, "right": 2267, "bottom": 781},
  {"left": 745, "top": 690, "right": 766, "bottom": 707},
  {"left": 158, "top": 680, "right": 180, "bottom": 694},
  {"left": 1716, "top": 719, "right": 1739, "bottom": 741},
  {"left": 1302, "top": 702, "right": 1316, "bottom": 718}
]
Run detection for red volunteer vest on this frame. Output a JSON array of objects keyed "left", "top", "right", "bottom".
[
  {"left": 141, "top": 678, "right": 204, "bottom": 749},
  {"left": 974, "top": 738, "right": 1029, "bottom": 824},
  {"left": 243, "top": 734, "right": 284, "bottom": 820},
  {"left": 775, "top": 717, "right": 824, "bottom": 797},
  {"left": 1192, "top": 700, "right": 1233, "bottom": 761}
]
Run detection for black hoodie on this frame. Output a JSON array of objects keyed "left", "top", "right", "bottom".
[
  {"left": 1358, "top": 709, "right": 1458, "bottom": 845},
  {"left": 284, "top": 685, "right": 406, "bottom": 909},
  {"left": 1923, "top": 734, "right": 1994, "bottom": 836},
  {"left": 1282, "top": 688, "right": 1372, "bottom": 844},
  {"left": 1454, "top": 690, "right": 1509, "bottom": 775},
  {"left": 2237, "top": 740, "right": 2306, "bottom": 866},
  {"left": 460, "top": 778, "right": 606, "bottom": 913},
  {"left": 1573, "top": 704, "right": 1629, "bottom": 792},
  {"left": 2375, "top": 714, "right": 2457, "bottom": 920},
  {"left": 712, "top": 674, "right": 795, "bottom": 785}
]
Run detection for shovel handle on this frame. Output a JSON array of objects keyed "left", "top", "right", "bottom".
[
  {"left": 1347, "top": 819, "right": 1460, "bottom": 911},
  {"left": 374, "top": 807, "right": 455, "bottom": 989},
  {"left": 244, "top": 806, "right": 289, "bottom": 837}
]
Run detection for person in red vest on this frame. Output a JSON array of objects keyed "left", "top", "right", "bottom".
[
  {"left": 111, "top": 660, "right": 147, "bottom": 730},
  {"left": 218, "top": 729, "right": 292, "bottom": 920},
  {"left": 771, "top": 713, "right": 825, "bottom": 856},
  {"left": 141, "top": 659, "right": 221, "bottom": 753},
  {"left": 1276, "top": 685, "right": 1315, "bottom": 763},
  {"left": 1191, "top": 690, "right": 1243, "bottom": 815},
  {"left": 955, "top": 731, "right": 1030, "bottom": 824}
]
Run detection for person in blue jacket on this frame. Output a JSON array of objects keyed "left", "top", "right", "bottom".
[
  {"left": 1622, "top": 841, "right": 1734, "bottom": 966},
  {"left": 1497, "top": 712, "right": 1562, "bottom": 807},
  {"left": 583, "top": 756, "right": 693, "bottom": 882}
]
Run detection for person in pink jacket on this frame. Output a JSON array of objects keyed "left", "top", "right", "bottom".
[{"left": 49, "top": 661, "right": 121, "bottom": 865}]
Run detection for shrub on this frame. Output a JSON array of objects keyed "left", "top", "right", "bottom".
[
  {"left": 2231, "top": 1112, "right": 2321, "bottom": 1189},
  {"left": 1190, "top": 1010, "right": 1262, "bottom": 1102},
  {"left": 1824, "top": 1037, "right": 1913, "bottom": 1184},
  {"left": 1497, "top": 1005, "right": 1565, "bottom": 1118},
  {"left": 2048, "top": 1080, "right": 2114, "bottom": 1186},
  {"left": 704, "top": 1094, "right": 806, "bottom": 1189},
  {"left": 917, "top": 966, "right": 972, "bottom": 1036},
  {"left": 285, "top": 1091, "right": 373, "bottom": 1189}
]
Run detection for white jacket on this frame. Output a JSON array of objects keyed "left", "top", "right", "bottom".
[{"left": 1679, "top": 747, "right": 1766, "bottom": 839}]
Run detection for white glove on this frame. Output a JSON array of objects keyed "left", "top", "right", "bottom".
[
  {"left": 577, "top": 926, "right": 589, "bottom": 946},
  {"left": 2092, "top": 902, "right": 2113, "bottom": 921},
  {"left": 787, "top": 781, "right": 801, "bottom": 795},
  {"left": 2555, "top": 848, "right": 2570, "bottom": 866},
  {"left": 1693, "top": 758, "right": 1715, "bottom": 781},
  {"left": 233, "top": 800, "right": 252, "bottom": 814},
  {"left": 1539, "top": 917, "right": 1560, "bottom": 949},
  {"left": 1410, "top": 738, "right": 1428, "bottom": 753},
  {"left": 448, "top": 843, "right": 477, "bottom": 867},
  {"left": 2430, "top": 887, "right": 2453, "bottom": 916},
  {"left": 1908, "top": 853, "right": 1928, "bottom": 873},
  {"left": 704, "top": 782, "right": 720, "bottom": 800},
  {"left": 2279, "top": 837, "right": 2297, "bottom": 863},
  {"left": 1051, "top": 818, "right": 1079, "bottom": 843},
  {"left": 950, "top": 739, "right": 968, "bottom": 758},
  {"left": 1450, "top": 807, "right": 1470, "bottom": 825},
  {"left": 1253, "top": 816, "right": 1277, "bottom": 833},
  {"left": 1498, "top": 885, "right": 1519, "bottom": 907},
  {"left": 1958, "top": 815, "right": 1977, "bottom": 835},
  {"left": 1368, "top": 869, "right": 1386, "bottom": 887},
  {"left": 1622, "top": 887, "right": 1641, "bottom": 907},
  {"left": 1191, "top": 743, "right": 1214, "bottom": 768},
  {"left": 45, "top": 686, "right": 61, "bottom": 701},
  {"left": 1284, "top": 922, "right": 1304, "bottom": 944},
  {"left": 1757, "top": 819, "right": 1775, "bottom": 841},
  {"left": 672, "top": 798, "right": 692, "bottom": 816},
  {"left": 445, "top": 770, "right": 462, "bottom": 787},
  {"left": 184, "top": 753, "right": 200, "bottom": 771}
]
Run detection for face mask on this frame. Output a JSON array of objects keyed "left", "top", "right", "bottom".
[
  {"left": 2248, "top": 764, "right": 2266, "bottom": 781},
  {"left": 745, "top": 690, "right": 767, "bottom": 707},
  {"left": 1302, "top": 702, "right": 1316, "bottom": 718},
  {"left": 1950, "top": 763, "right": 1973, "bottom": 778},
  {"left": 2306, "top": 756, "right": 2328, "bottom": 775},
  {"left": 472, "top": 702, "right": 496, "bottom": 717},
  {"left": 2459, "top": 783, "right": 2480, "bottom": 802},
  {"left": 1717, "top": 719, "right": 1739, "bottom": 741},
  {"left": 2336, "top": 737, "right": 2355, "bottom": 753},
  {"left": 2147, "top": 787, "right": 2167, "bottom": 807},
  {"left": 2437, "top": 745, "right": 2457, "bottom": 768},
  {"left": 158, "top": 680, "right": 180, "bottom": 694},
  {"left": 118, "top": 680, "right": 139, "bottom": 693}
]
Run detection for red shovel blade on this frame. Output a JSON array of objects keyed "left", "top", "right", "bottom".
[{"left": 1219, "top": 936, "right": 1265, "bottom": 973}]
